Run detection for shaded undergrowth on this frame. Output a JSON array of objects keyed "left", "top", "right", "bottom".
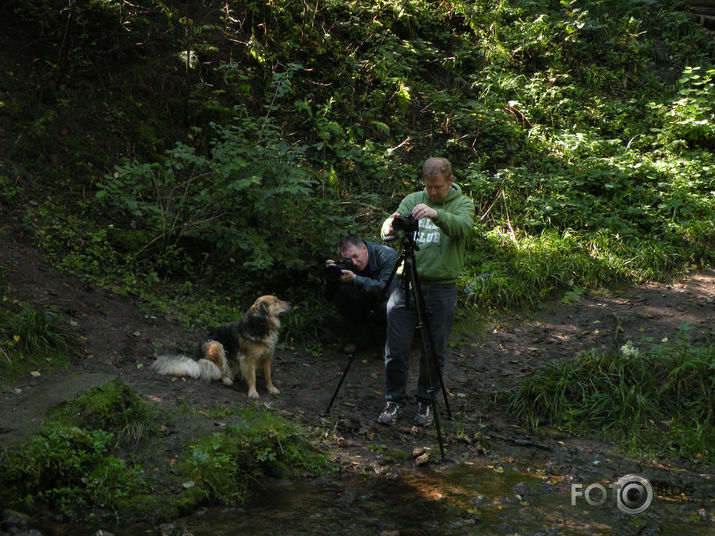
[{"left": 1, "top": 0, "right": 711, "bottom": 341}]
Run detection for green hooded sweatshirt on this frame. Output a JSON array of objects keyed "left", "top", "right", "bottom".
[{"left": 383, "top": 183, "right": 474, "bottom": 284}]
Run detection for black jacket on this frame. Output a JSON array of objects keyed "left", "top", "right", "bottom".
[{"left": 352, "top": 241, "right": 397, "bottom": 299}]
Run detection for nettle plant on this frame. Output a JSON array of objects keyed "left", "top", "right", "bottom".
[{"left": 651, "top": 66, "right": 714, "bottom": 153}]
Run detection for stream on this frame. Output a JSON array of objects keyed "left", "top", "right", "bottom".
[{"left": 43, "top": 464, "right": 712, "bottom": 535}]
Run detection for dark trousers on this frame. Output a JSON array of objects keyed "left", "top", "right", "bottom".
[
  {"left": 328, "top": 283, "right": 387, "bottom": 341},
  {"left": 383, "top": 282, "right": 456, "bottom": 403}
]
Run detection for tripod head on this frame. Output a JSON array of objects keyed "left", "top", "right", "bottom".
[{"left": 399, "top": 224, "right": 419, "bottom": 256}]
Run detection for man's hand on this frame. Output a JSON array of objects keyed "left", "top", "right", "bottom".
[
  {"left": 383, "top": 212, "right": 400, "bottom": 236},
  {"left": 326, "top": 260, "right": 355, "bottom": 283},
  {"left": 339, "top": 270, "right": 356, "bottom": 283},
  {"left": 411, "top": 203, "right": 437, "bottom": 220}
]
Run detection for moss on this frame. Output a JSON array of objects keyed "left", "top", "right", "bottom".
[
  {"left": 106, "top": 226, "right": 154, "bottom": 254},
  {"left": 180, "top": 406, "right": 328, "bottom": 506},
  {"left": 49, "top": 378, "right": 158, "bottom": 445},
  {"left": 368, "top": 444, "right": 411, "bottom": 464}
]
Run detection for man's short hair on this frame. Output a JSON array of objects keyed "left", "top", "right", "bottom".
[
  {"left": 338, "top": 234, "right": 364, "bottom": 252},
  {"left": 423, "top": 157, "right": 453, "bottom": 180}
]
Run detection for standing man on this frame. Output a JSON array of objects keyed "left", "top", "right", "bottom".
[
  {"left": 378, "top": 157, "right": 474, "bottom": 426},
  {"left": 325, "top": 234, "right": 397, "bottom": 353}
]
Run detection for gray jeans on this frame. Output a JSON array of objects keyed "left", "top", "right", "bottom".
[{"left": 383, "top": 281, "right": 456, "bottom": 403}]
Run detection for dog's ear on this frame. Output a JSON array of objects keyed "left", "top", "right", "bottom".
[
  {"left": 250, "top": 298, "right": 270, "bottom": 322},
  {"left": 246, "top": 298, "right": 271, "bottom": 338}
]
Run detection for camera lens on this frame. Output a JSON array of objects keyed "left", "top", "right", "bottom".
[{"left": 615, "top": 475, "right": 653, "bottom": 514}]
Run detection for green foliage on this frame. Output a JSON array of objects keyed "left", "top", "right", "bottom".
[
  {"left": 184, "top": 405, "right": 326, "bottom": 505},
  {"left": 0, "top": 379, "right": 160, "bottom": 518},
  {"left": 28, "top": 204, "right": 127, "bottom": 280},
  {"left": 0, "top": 171, "right": 22, "bottom": 208},
  {"left": 0, "top": 423, "right": 149, "bottom": 520},
  {"left": 0, "top": 380, "right": 327, "bottom": 520},
  {"left": 3, "top": 0, "right": 713, "bottom": 331},
  {"left": 49, "top": 379, "right": 159, "bottom": 446},
  {"left": 0, "top": 301, "right": 77, "bottom": 376},
  {"left": 507, "top": 324, "right": 714, "bottom": 462},
  {"left": 280, "top": 295, "right": 346, "bottom": 356},
  {"left": 651, "top": 66, "right": 715, "bottom": 151},
  {"left": 96, "top": 82, "right": 355, "bottom": 288}
]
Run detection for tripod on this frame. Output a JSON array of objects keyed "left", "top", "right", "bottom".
[{"left": 325, "top": 226, "right": 452, "bottom": 460}]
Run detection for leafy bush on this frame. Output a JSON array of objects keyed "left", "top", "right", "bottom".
[
  {"left": 651, "top": 66, "right": 715, "bottom": 151},
  {"left": 96, "top": 85, "right": 355, "bottom": 291},
  {"left": 0, "top": 424, "right": 149, "bottom": 519}
]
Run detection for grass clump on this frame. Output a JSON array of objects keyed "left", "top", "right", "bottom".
[
  {"left": 507, "top": 324, "right": 713, "bottom": 462},
  {"left": 183, "top": 405, "right": 327, "bottom": 506},
  {"left": 49, "top": 378, "right": 159, "bottom": 446},
  {"left": 0, "top": 300, "right": 78, "bottom": 378}
]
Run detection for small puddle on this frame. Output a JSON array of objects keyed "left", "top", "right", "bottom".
[{"left": 39, "top": 465, "right": 713, "bottom": 535}]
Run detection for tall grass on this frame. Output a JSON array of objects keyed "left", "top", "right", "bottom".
[
  {"left": 0, "top": 304, "right": 78, "bottom": 376},
  {"left": 463, "top": 229, "right": 620, "bottom": 310},
  {"left": 507, "top": 324, "right": 714, "bottom": 462}
]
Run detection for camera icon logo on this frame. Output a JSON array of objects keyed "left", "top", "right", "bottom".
[
  {"left": 614, "top": 474, "right": 653, "bottom": 514},
  {"left": 571, "top": 474, "right": 654, "bottom": 514}
]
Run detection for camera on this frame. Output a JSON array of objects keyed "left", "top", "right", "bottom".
[
  {"left": 325, "top": 257, "right": 355, "bottom": 283},
  {"left": 392, "top": 213, "right": 419, "bottom": 233}
]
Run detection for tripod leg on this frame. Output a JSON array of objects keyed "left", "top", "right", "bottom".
[
  {"left": 430, "top": 391, "right": 446, "bottom": 461},
  {"left": 436, "top": 358, "right": 452, "bottom": 419},
  {"left": 324, "top": 353, "right": 357, "bottom": 414},
  {"left": 405, "top": 257, "right": 447, "bottom": 461},
  {"left": 408, "top": 261, "right": 453, "bottom": 420},
  {"left": 416, "top": 325, "right": 452, "bottom": 420}
]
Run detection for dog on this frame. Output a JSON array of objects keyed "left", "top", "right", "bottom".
[{"left": 150, "top": 295, "right": 292, "bottom": 399}]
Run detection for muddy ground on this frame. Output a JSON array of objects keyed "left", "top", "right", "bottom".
[{"left": 1, "top": 233, "right": 713, "bottom": 509}]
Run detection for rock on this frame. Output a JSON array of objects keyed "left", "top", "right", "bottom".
[
  {"left": 415, "top": 452, "right": 431, "bottom": 466},
  {"left": 159, "top": 523, "right": 194, "bottom": 536},
  {"left": 512, "top": 482, "right": 529, "bottom": 501},
  {"left": 2, "top": 509, "right": 31, "bottom": 530}
]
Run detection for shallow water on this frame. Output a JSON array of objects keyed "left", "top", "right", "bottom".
[{"left": 46, "top": 464, "right": 712, "bottom": 536}]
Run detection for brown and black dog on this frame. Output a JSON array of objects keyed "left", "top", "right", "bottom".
[{"left": 150, "top": 295, "right": 292, "bottom": 398}]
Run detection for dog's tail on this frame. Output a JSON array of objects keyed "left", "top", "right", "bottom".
[{"left": 150, "top": 354, "right": 222, "bottom": 381}]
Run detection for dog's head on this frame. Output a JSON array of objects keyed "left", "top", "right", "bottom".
[{"left": 250, "top": 295, "right": 292, "bottom": 322}]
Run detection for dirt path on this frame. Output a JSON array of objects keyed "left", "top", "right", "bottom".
[{"left": 1, "top": 233, "right": 713, "bottom": 487}]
